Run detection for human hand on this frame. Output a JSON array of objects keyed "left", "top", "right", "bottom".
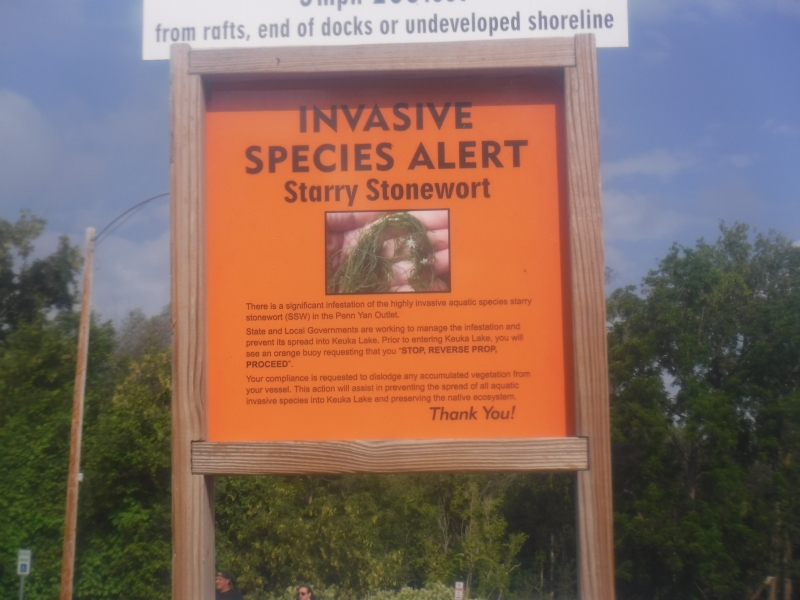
[{"left": 326, "top": 210, "right": 450, "bottom": 293}]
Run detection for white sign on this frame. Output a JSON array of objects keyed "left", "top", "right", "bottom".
[
  {"left": 143, "top": 0, "right": 628, "bottom": 60},
  {"left": 454, "top": 581, "right": 464, "bottom": 600},
  {"left": 17, "top": 549, "right": 31, "bottom": 576}
]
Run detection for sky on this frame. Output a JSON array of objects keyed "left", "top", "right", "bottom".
[{"left": 0, "top": 0, "right": 798, "bottom": 321}]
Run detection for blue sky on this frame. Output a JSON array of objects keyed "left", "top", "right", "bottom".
[{"left": 1, "top": 0, "right": 798, "bottom": 320}]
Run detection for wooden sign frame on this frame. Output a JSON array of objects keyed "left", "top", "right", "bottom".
[{"left": 171, "top": 35, "right": 613, "bottom": 600}]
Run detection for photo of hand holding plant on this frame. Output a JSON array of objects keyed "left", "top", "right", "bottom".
[{"left": 326, "top": 210, "right": 450, "bottom": 294}]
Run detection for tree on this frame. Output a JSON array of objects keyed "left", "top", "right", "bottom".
[
  {"left": 608, "top": 224, "right": 800, "bottom": 599},
  {"left": 0, "top": 313, "right": 117, "bottom": 599},
  {"left": 0, "top": 211, "right": 81, "bottom": 338},
  {"left": 0, "top": 212, "right": 121, "bottom": 599},
  {"left": 75, "top": 349, "right": 172, "bottom": 599},
  {"left": 215, "top": 474, "right": 529, "bottom": 600}
]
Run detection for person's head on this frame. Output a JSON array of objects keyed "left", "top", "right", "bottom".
[
  {"left": 297, "top": 585, "right": 315, "bottom": 600},
  {"left": 216, "top": 571, "right": 233, "bottom": 593}
]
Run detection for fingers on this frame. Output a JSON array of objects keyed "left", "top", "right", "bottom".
[
  {"left": 433, "top": 249, "right": 450, "bottom": 276},
  {"left": 327, "top": 210, "right": 448, "bottom": 235},
  {"left": 328, "top": 210, "right": 451, "bottom": 293},
  {"left": 407, "top": 210, "right": 448, "bottom": 231},
  {"left": 326, "top": 231, "right": 345, "bottom": 264},
  {"left": 390, "top": 278, "right": 449, "bottom": 293},
  {"left": 326, "top": 211, "right": 384, "bottom": 233},
  {"left": 389, "top": 254, "right": 449, "bottom": 288},
  {"left": 427, "top": 228, "right": 449, "bottom": 251}
]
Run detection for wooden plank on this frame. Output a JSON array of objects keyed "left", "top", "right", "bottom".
[
  {"left": 566, "top": 35, "right": 616, "bottom": 599},
  {"left": 189, "top": 38, "right": 575, "bottom": 77},
  {"left": 192, "top": 438, "right": 589, "bottom": 475},
  {"left": 171, "top": 43, "right": 215, "bottom": 600}
]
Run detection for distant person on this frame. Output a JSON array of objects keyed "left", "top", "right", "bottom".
[
  {"left": 216, "top": 571, "right": 245, "bottom": 600},
  {"left": 296, "top": 585, "right": 316, "bottom": 600}
]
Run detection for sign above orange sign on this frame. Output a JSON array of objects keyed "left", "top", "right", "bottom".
[
  {"left": 143, "top": 0, "right": 628, "bottom": 59},
  {"left": 205, "top": 75, "right": 573, "bottom": 442}
]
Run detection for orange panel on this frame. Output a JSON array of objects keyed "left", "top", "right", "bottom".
[{"left": 205, "top": 76, "right": 573, "bottom": 442}]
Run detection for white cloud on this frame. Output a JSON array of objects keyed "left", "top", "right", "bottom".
[
  {"left": 603, "top": 244, "right": 640, "bottom": 287},
  {"left": 0, "top": 86, "right": 168, "bottom": 227},
  {"left": 698, "top": 178, "right": 764, "bottom": 224},
  {"left": 603, "top": 149, "right": 698, "bottom": 182},
  {"left": 603, "top": 189, "right": 703, "bottom": 242},
  {"left": 762, "top": 119, "right": 798, "bottom": 136},
  {"left": 0, "top": 90, "right": 97, "bottom": 206},
  {"left": 92, "top": 227, "right": 170, "bottom": 322},
  {"left": 724, "top": 154, "right": 755, "bottom": 168},
  {"left": 632, "top": 0, "right": 800, "bottom": 21}
]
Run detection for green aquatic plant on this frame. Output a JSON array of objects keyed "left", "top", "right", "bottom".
[{"left": 327, "top": 212, "right": 436, "bottom": 294}]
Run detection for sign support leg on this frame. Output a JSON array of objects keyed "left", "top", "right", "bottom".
[
  {"left": 566, "top": 34, "right": 616, "bottom": 600},
  {"left": 171, "top": 42, "right": 215, "bottom": 600}
]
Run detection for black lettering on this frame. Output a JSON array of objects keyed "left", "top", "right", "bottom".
[
  {"left": 438, "top": 142, "right": 455, "bottom": 169},
  {"left": 504, "top": 140, "right": 528, "bottom": 167},
  {"left": 482, "top": 141, "right": 503, "bottom": 168},
  {"left": 392, "top": 103, "right": 411, "bottom": 131},
  {"left": 458, "top": 141, "right": 476, "bottom": 168},
  {"left": 355, "top": 144, "right": 372, "bottom": 171},
  {"left": 363, "top": 105, "right": 390, "bottom": 131},
  {"left": 292, "top": 145, "right": 310, "bottom": 172},
  {"left": 313, "top": 106, "right": 337, "bottom": 132},
  {"left": 408, "top": 143, "right": 435, "bottom": 170},
  {"left": 427, "top": 102, "right": 451, "bottom": 129},
  {"left": 435, "top": 182, "right": 455, "bottom": 199},
  {"left": 375, "top": 142, "right": 394, "bottom": 171},
  {"left": 366, "top": 178, "right": 380, "bottom": 201},
  {"left": 245, "top": 145, "right": 263, "bottom": 174},
  {"left": 313, "top": 144, "right": 336, "bottom": 172},
  {"left": 341, "top": 104, "right": 365, "bottom": 131},
  {"left": 269, "top": 146, "right": 288, "bottom": 172},
  {"left": 284, "top": 180, "right": 298, "bottom": 203},
  {"left": 455, "top": 102, "right": 472, "bottom": 129}
]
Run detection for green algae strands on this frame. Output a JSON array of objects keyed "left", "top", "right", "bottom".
[{"left": 328, "top": 212, "right": 436, "bottom": 294}]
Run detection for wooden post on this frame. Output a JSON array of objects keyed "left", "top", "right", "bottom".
[
  {"left": 566, "top": 34, "right": 616, "bottom": 599},
  {"left": 171, "top": 43, "right": 215, "bottom": 600},
  {"left": 171, "top": 36, "right": 613, "bottom": 600},
  {"left": 59, "top": 227, "right": 95, "bottom": 600}
]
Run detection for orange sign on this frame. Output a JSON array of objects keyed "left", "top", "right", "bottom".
[{"left": 205, "top": 75, "right": 573, "bottom": 442}]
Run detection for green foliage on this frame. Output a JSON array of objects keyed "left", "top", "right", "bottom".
[
  {"left": 0, "top": 312, "right": 117, "bottom": 598},
  {"left": 0, "top": 214, "right": 115, "bottom": 598},
  {"left": 75, "top": 349, "right": 172, "bottom": 599},
  {"left": 256, "top": 582, "right": 455, "bottom": 600},
  {"left": 114, "top": 306, "right": 171, "bottom": 364},
  {"left": 216, "top": 474, "right": 531, "bottom": 600},
  {"left": 0, "top": 211, "right": 81, "bottom": 336},
  {"left": 4, "top": 214, "right": 797, "bottom": 600},
  {"left": 327, "top": 212, "right": 436, "bottom": 294},
  {"left": 608, "top": 224, "right": 800, "bottom": 599},
  {"left": 502, "top": 475, "right": 577, "bottom": 599}
]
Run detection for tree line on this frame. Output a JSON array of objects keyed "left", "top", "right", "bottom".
[{"left": 0, "top": 212, "right": 797, "bottom": 599}]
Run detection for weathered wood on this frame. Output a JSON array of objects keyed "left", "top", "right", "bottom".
[
  {"left": 173, "top": 34, "right": 613, "bottom": 600},
  {"left": 171, "top": 43, "right": 215, "bottom": 600},
  {"left": 59, "top": 227, "right": 94, "bottom": 600},
  {"left": 192, "top": 438, "right": 589, "bottom": 475},
  {"left": 566, "top": 34, "right": 616, "bottom": 600},
  {"left": 189, "top": 38, "right": 575, "bottom": 77}
]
